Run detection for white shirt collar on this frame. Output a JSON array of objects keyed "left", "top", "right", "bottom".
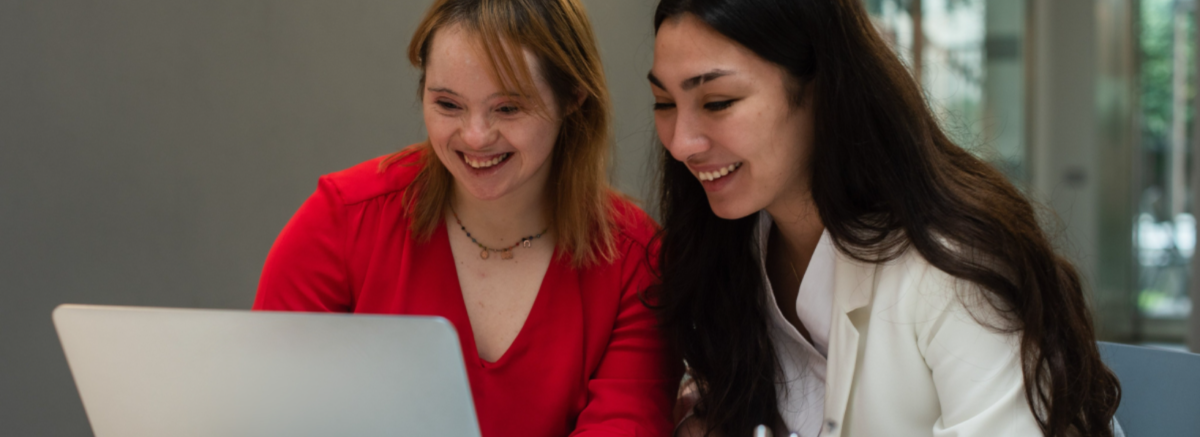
[{"left": 756, "top": 211, "right": 835, "bottom": 356}]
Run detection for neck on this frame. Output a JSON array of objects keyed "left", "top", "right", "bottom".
[
  {"left": 450, "top": 182, "right": 548, "bottom": 246},
  {"left": 765, "top": 189, "right": 824, "bottom": 263}
]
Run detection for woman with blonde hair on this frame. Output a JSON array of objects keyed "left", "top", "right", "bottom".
[{"left": 254, "top": 1, "right": 680, "bottom": 435}]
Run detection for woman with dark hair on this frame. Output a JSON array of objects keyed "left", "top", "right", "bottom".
[
  {"left": 254, "top": 0, "right": 680, "bottom": 436},
  {"left": 649, "top": 0, "right": 1120, "bottom": 436}
]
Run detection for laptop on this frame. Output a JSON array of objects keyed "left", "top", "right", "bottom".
[{"left": 52, "top": 304, "right": 482, "bottom": 437}]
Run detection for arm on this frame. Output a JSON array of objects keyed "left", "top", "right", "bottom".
[
  {"left": 571, "top": 237, "right": 684, "bottom": 437},
  {"left": 253, "top": 176, "right": 353, "bottom": 312},
  {"left": 914, "top": 271, "right": 1042, "bottom": 436}
]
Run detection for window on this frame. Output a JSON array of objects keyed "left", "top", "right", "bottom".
[
  {"left": 867, "top": 0, "right": 1028, "bottom": 184},
  {"left": 867, "top": 0, "right": 1197, "bottom": 346},
  {"left": 1134, "top": 0, "right": 1194, "bottom": 342}
]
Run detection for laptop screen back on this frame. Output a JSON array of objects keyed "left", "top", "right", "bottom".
[{"left": 53, "top": 304, "right": 481, "bottom": 437}]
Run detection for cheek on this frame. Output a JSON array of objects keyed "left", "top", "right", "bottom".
[
  {"left": 708, "top": 114, "right": 760, "bottom": 157},
  {"left": 774, "top": 111, "right": 813, "bottom": 166},
  {"left": 423, "top": 111, "right": 454, "bottom": 143},
  {"left": 506, "top": 119, "right": 559, "bottom": 162},
  {"left": 538, "top": 124, "right": 561, "bottom": 160},
  {"left": 754, "top": 117, "right": 812, "bottom": 187},
  {"left": 653, "top": 114, "right": 675, "bottom": 149},
  {"left": 422, "top": 108, "right": 446, "bottom": 135}
]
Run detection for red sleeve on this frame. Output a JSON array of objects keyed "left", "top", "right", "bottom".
[
  {"left": 253, "top": 176, "right": 353, "bottom": 312},
  {"left": 571, "top": 218, "right": 683, "bottom": 437}
]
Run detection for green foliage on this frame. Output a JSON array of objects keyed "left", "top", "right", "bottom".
[
  {"left": 866, "top": 0, "right": 980, "bottom": 15},
  {"left": 1140, "top": 0, "right": 1195, "bottom": 152}
]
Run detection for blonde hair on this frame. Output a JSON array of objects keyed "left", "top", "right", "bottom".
[{"left": 384, "top": 0, "right": 615, "bottom": 266}]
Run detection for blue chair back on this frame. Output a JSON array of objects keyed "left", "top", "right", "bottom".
[{"left": 1097, "top": 341, "right": 1200, "bottom": 437}]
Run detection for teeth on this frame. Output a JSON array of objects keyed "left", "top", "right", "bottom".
[
  {"left": 466, "top": 153, "right": 510, "bottom": 169},
  {"left": 699, "top": 163, "right": 741, "bottom": 182}
]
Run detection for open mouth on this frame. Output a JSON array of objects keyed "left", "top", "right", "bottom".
[
  {"left": 697, "top": 162, "right": 743, "bottom": 182},
  {"left": 460, "top": 152, "right": 512, "bottom": 169}
]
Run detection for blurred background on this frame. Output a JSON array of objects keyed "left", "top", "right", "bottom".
[
  {"left": 0, "top": 0, "right": 1196, "bottom": 435},
  {"left": 866, "top": 0, "right": 1198, "bottom": 348}
]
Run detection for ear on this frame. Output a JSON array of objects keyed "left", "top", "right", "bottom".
[
  {"left": 575, "top": 89, "right": 587, "bottom": 108},
  {"left": 564, "top": 88, "right": 588, "bottom": 116}
]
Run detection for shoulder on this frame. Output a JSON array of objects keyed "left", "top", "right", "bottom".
[
  {"left": 843, "top": 244, "right": 1036, "bottom": 436},
  {"left": 881, "top": 247, "right": 954, "bottom": 292},
  {"left": 864, "top": 243, "right": 1014, "bottom": 332},
  {"left": 318, "top": 146, "right": 425, "bottom": 205},
  {"left": 606, "top": 192, "right": 659, "bottom": 253}
]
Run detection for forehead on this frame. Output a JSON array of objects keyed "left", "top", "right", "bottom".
[
  {"left": 424, "top": 24, "right": 546, "bottom": 94},
  {"left": 426, "top": 26, "right": 485, "bottom": 78},
  {"left": 652, "top": 15, "right": 760, "bottom": 78}
]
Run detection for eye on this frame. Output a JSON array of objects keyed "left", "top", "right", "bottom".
[
  {"left": 653, "top": 102, "right": 676, "bottom": 111},
  {"left": 704, "top": 99, "right": 737, "bottom": 111},
  {"left": 435, "top": 100, "right": 460, "bottom": 111},
  {"left": 496, "top": 105, "right": 521, "bottom": 115}
]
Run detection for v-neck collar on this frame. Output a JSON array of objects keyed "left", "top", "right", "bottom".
[{"left": 435, "top": 220, "right": 560, "bottom": 369}]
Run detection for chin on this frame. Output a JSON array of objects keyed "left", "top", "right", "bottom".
[
  {"left": 705, "top": 195, "right": 760, "bottom": 221},
  {"left": 459, "top": 184, "right": 510, "bottom": 202}
]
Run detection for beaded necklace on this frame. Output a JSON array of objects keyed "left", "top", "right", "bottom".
[{"left": 450, "top": 207, "right": 549, "bottom": 260}]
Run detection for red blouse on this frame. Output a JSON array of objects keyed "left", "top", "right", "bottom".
[{"left": 253, "top": 151, "right": 681, "bottom": 437}]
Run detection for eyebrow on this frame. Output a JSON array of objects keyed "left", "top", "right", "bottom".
[
  {"left": 647, "top": 69, "right": 735, "bottom": 91},
  {"left": 427, "top": 87, "right": 460, "bottom": 97},
  {"left": 426, "top": 87, "right": 523, "bottom": 100}
]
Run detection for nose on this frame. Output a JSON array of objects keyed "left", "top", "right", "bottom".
[
  {"left": 460, "top": 112, "right": 498, "bottom": 150},
  {"left": 662, "top": 108, "right": 709, "bottom": 162}
]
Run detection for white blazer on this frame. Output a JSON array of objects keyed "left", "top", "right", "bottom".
[{"left": 818, "top": 243, "right": 1042, "bottom": 436}]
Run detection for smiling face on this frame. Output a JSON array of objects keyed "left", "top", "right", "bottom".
[
  {"left": 650, "top": 14, "right": 815, "bottom": 220},
  {"left": 423, "top": 24, "right": 563, "bottom": 204}
]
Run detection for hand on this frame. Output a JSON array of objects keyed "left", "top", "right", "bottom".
[
  {"left": 675, "top": 415, "right": 714, "bottom": 437},
  {"left": 755, "top": 425, "right": 800, "bottom": 437},
  {"left": 673, "top": 375, "right": 710, "bottom": 437},
  {"left": 673, "top": 377, "right": 795, "bottom": 437},
  {"left": 753, "top": 425, "right": 773, "bottom": 437},
  {"left": 676, "top": 420, "right": 793, "bottom": 437},
  {"left": 673, "top": 374, "right": 700, "bottom": 424}
]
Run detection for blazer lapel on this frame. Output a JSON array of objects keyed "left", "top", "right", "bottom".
[{"left": 822, "top": 253, "right": 877, "bottom": 437}]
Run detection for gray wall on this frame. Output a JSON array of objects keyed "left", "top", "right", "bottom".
[{"left": 0, "top": 1, "right": 658, "bottom": 434}]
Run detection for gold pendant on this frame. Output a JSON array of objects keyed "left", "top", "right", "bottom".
[
  {"left": 480, "top": 249, "right": 490, "bottom": 260},
  {"left": 500, "top": 249, "right": 514, "bottom": 260}
]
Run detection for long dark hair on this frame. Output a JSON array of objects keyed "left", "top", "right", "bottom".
[{"left": 652, "top": 1, "right": 1121, "bottom": 436}]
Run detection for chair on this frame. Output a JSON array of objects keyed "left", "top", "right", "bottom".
[{"left": 1097, "top": 341, "right": 1200, "bottom": 437}]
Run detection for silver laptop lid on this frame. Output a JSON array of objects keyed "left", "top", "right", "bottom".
[{"left": 53, "top": 304, "right": 481, "bottom": 437}]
